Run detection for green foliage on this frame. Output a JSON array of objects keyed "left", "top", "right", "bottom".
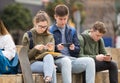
[
  {"left": 115, "top": 0, "right": 120, "bottom": 14},
  {"left": 1, "top": 3, "right": 32, "bottom": 30}
]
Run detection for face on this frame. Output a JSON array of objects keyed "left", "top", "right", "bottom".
[
  {"left": 35, "top": 21, "right": 48, "bottom": 34},
  {"left": 90, "top": 29, "right": 104, "bottom": 42},
  {"left": 54, "top": 15, "right": 68, "bottom": 28}
]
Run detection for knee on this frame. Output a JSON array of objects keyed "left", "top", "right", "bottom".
[
  {"left": 61, "top": 57, "right": 71, "bottom": 67},
  {"left": 85, "top": 57, "right": 95, "bottom": 66},
  {"left": 87, "top": 57, "right": 95, "bottom": 63},
  {"left": 44, "top": 54, "right": 54, "bottom": 60},
  {"left": 110, "top": 61, "right": 118, "bottom": 69}
]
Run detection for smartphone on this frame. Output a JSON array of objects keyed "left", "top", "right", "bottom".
[
  {"left": 61, "top": 43, "right": 72, "bottom": 47},
  {"left": 106, "top": 54, "right": 110, "bottom": 56}
]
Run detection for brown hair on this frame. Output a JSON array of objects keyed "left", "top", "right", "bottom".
[
  {"left": 33, "top": 10, "right": 50, "bottom": 34},
  {"left": 92, "top": 21, "right": 107, "bottom": 34},
  {"left": 33, "top": 10, "right": 50, "bottom": 26},
  {"left": 0, "top": 19, "right": 9, "bottom": 35},
  {"left": 54, "top": 4, "right": 69, "bottom": 17}
]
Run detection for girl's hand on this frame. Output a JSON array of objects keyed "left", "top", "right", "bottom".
[
  {"left": 34, "top": 44, "right": 45, "bottom": 51},
  {"left": 46, "top": 43, "right": 54, "bottom": 51}
]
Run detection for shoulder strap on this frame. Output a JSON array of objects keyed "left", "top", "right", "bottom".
[{"left": 27, "top": 31, "right": 34, "bottom": 49}]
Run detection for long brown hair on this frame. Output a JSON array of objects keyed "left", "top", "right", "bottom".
[{"left": 0, "top": 19, "right": 9, "bottom": 35}]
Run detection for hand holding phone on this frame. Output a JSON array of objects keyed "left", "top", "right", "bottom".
[
  {"left": 104, "top": 54, "right": 111, "bottom": 62},
  {"left": 46, "top": 42, "right": 54, "bottom": 51},
  {"left": 61, "top": 43, "right": 72, "bottom": 47}
]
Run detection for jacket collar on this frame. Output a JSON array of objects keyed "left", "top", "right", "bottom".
[{"left": 51, "top": 23, "right": 71, "bottom": 32}]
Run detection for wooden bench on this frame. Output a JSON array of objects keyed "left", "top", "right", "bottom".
[{"left": 0, "top": 46, "right": 120, "bottom": 83}]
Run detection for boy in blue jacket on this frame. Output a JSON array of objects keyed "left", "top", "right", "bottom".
[{"left": 49, "top": 4, "right": 95, "bottom": 83}]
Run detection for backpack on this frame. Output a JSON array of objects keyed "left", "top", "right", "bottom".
[
  {"left": 27, "top": 31, "right": 34, "bottom": 49},
  {"left": 0, "top": 50, "right": 19, "bottom": 74}
]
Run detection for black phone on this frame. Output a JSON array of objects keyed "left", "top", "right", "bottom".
[
  {"left": 61, "top": 43, "right": 72, "bottom": 47},
  {"left": 106, "top": 54, "right": 110, "bottom": 56}
]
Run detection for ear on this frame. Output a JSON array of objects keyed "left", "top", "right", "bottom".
[{"left": 54, "top": 15, "right": 56, "bottom": 19}]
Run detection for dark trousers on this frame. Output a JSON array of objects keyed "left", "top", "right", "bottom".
[{"left": 83, "top": 59, "right": 118, "bottom": 83}]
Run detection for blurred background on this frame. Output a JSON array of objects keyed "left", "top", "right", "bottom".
[{"left": 0, "top": 0, "right": 120, "bottom": 48}]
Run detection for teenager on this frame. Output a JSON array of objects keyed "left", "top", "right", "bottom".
[
  {"left": 79, "top": 21, "right": 118, "bottom": 83},
  {"left": 22, "top": 11, "right": 56, "bottom": 83},
  {"left": 50, "top": 4, "right": 95, "bottom": 83}
]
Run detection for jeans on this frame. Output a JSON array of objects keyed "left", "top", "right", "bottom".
[
  {"left": 95, "top": 60, "right": 118, "bottom": 83},
  {"left": 55, "top": 57, "right": 72, "bottom": 83},
  {"left": 55, "top": 56, "right": 95, "bottom": 83},
  {"left": 31, "top": 54, "right": 56, "bottom": 83}
]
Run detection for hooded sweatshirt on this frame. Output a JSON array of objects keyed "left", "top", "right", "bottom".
[{"left": 78, "top": 30, "right": 107, "bottom": 58}]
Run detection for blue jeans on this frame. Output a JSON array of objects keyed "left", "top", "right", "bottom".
[
  {"left": 31, "top": 54, "right": 56, "bottom": 83},
  {"left": 55, "top": 56, "right": 95, "bottom": 83}
]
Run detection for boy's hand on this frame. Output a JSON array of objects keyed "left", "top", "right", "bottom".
[
  {"left": 104, "top": 55, "right": 111, "bottom": 62},
  {"left": 57, "top": 44, "right": 64, "bottom": 51},
  {"left": 69, "top": 44, "right": 75, "bottom": 50},
  {"left": 96, "top": 54, "right": 105, "bottom": 61}
]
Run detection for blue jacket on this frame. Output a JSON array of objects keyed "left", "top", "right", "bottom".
[{"left": 49, "top": 24, "right": 80, "bottom": 57}]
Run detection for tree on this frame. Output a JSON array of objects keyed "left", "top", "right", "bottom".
[
  {"left": 1, "top": 3, "right": 32, "bottom": 30},
  {"left": 0, "top": 3, "right": 32, "bottom": 44}
]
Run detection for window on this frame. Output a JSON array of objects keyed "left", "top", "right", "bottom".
[{"left": 15, "top": 0, "right": 42, "bottom": 5}]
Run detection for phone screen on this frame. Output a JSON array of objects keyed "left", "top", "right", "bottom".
[{"left": 61, "top": 43, "right": 72, "bottom": 47}]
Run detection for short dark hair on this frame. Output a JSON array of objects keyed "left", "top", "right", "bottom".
[
  {"left": 54, "top": 4, "right": 69, "bottom": 17},
  {"left": 92, "top": 21, "right": 107, "bottom": 34}
]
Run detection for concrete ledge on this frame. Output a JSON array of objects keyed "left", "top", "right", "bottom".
[
  {"left": 95, "top": 70, "right": 120, "bottom": 83},
  {"left": 105, "top": 48, "right": 120, "bottom": 69},
  {"left": 0, "top": 70, "right": 120, "bottom": 83},
  {"left": 0, "top": 73, "right": 82, "bottom": 83}
]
